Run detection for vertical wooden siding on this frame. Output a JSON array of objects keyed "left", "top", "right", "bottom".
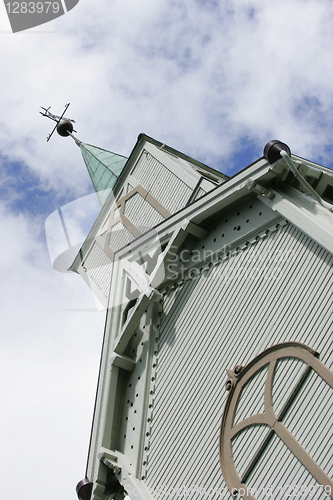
[
  {"left": 132, "top": 151, "right": 193, "bottom": 213},
  {"left": 84, "top": 241, "right": 113, "bottom": 298},
  {"left": 144, "top": 223, "right": 333, "bottom": 499}
]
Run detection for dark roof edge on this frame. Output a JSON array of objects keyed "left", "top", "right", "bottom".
[{"left": 137, "top": 133, "right": 229, "bottom": 181}]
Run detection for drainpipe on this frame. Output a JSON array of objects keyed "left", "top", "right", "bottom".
[
  {"left": 279, "top": 150, "right": 333, "bottom": 212},
  {"left": 263, "top": 140, "right": 333, "bottom": 212}
]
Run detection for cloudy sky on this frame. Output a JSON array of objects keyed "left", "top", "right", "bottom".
[{"left": 0, "top": 1, "right": 333, "bottom": 499}]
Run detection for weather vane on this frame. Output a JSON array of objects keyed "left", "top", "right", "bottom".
[{"left": 40, "top": 103, "right": 77, "bottom": 142}]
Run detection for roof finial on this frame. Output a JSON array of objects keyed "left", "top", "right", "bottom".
[
  {"left": 67, "top": 130, "right": 82, "bottom": 147},
  {"left": 40, "top": 103, "right": 77, "bottom": 142},
  {"left": 41, "top": 105, "right": 128, "bottom": 207}
]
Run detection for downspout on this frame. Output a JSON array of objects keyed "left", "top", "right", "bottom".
[
  {"left": 279, "top": 150, "right": 333, "bottom": 212},
  {"left": 263, "top": 140, "right": 333, "bottom": 212}
]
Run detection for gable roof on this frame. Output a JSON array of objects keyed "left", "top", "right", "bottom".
[{"left": 70, "top": 136, "right": 333, "bottom": 276}]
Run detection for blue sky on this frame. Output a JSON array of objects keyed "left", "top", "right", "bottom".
[{"left": 0, "top": 1, "right": 333, "bottom": 499}]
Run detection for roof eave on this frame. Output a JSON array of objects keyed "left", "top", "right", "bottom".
[
  {"left": 69, "top": 141, "right": 333, "bottom": 273},
  {"left": 68, "top": 153, "right": 276, "bottom": 273},
  {"left": 137, "top": 133, "right": 229, "bottom": 181}
]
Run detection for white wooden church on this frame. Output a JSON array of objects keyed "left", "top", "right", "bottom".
[{"left": 54, "top": 128, "right": 333, "bottom": 500}]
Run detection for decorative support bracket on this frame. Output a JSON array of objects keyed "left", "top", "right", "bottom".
[
  {"left": 114, "top": 293, "right": 151, "bottom": 355},
  {"left": 110, "top": 353, "right": 136, "bottom": 372},
  {"left": 97, "top": 448, "right": 155, "bottom": 500},
  {"left": 113, "top": 219, "right": 207, "bottom": 357},
  {"left": 150, "top": 219, "right": 208, "bottom": 288},
  {"left": 260, "top": 185, "right": 333, "bottom": 254},
  {"left": 246, "top": 178, "right": 275, "bottom": 199}
]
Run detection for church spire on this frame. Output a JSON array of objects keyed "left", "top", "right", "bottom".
[
  {"left": 78, "top": 142, "right": 127, "bottom": 206},
  {"left": 41, "top": 104, "right": 127, "bottom": 206}
]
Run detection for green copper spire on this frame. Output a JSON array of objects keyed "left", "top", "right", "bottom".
[
  {"left": 79, "top": 142, "right": 127, "bottom": 206},
  {"left": 40, "top": 105, "right": 126, "bottom": 205}
]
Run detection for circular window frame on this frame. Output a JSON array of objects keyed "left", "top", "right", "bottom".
[{"left": 219, "top": 342, "right": 333, "bottom": 500}]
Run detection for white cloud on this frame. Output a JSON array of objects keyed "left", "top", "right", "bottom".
[
  {"left": 1, "top": 0, "right": 333, "bottom": 177},
  {"left": 0, "top": 1, "right": 333, "bottom": 499},
  {"left": 0, "top": 203, "right": 105, "bottom": 499}
]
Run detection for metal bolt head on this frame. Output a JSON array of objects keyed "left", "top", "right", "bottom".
[
  {"left": 234, "top": 365, "right": 244, "bottom": 376},
  {"left": 225, "top": 379, "right": 233, "bottom": 391}
]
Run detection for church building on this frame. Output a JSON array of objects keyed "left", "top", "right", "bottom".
[{"left": 49, "top": 117, "right": 333, "bottom": 500}]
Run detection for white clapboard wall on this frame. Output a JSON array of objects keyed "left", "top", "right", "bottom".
[
  {"left": 78, "top": 146, "right": 333, "bottom": 500},
  {"left": 112, "top": 190, "right": 333, "bottom": 499},
  {"left": 140, "top": 220, "right": 332, "bottom": 499}
]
